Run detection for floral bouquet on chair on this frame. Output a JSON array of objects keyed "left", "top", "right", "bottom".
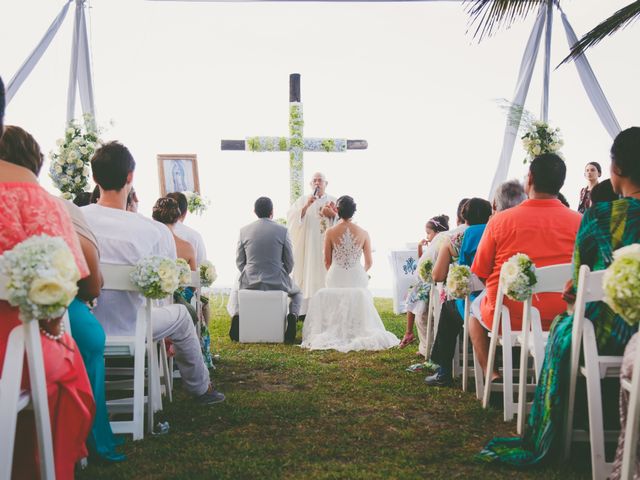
[
  {"left": 500, "top": 253, "right": 537, "bottom": 302},
  {"left": 0, "top": 235, "right": 80, "bottom": 322},
  {"left": 446, "top": 265, "right": 472, "bottom": 299},
  {"left": 131, "top": 256, "right": 180, "bottom": 299},
  {"left": 199, "top": 260, "right": 217, "bottom": 288},
  {"left": 603, "top": 244, "right": 640, "bottom": 326},
  {"left": 418, "top": 258, "right": 434, "bottom": 284},
  {"left": 183, "top": 191, "right": 210, "bottom": 216},
  {"left": 175, "top": 258, "right": 192, "bottom": 286}
]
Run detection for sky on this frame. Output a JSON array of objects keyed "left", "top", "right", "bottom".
[{"left": 1, "top": 0, "right": 639, "bottom": 294}]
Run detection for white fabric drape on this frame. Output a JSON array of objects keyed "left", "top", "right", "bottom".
[
  {"left": 559, "top": 6, "right": 621, "bottom": 139},
  {"left": 541, "top": 0, "right": 553, "bottom": 121},
  {"left": 6, "top": 0, "right": 73, "bottom": 105},
  {"left": 488, "top": 6, "right": 546, "bottom": 200},
  {"left": 67, "top": 0, "right": 96, "bottom": 122}
]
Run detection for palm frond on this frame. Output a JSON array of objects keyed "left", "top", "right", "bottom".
[
  {"left": 560, "top": 0, "right": 640, "bottom": 65},
  {"left": 464, "top": 0, "right": 548, "bottom": 41}
]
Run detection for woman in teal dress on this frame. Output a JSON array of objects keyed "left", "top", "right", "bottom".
[{"left": 478, "top": 127, "right": 640, "bottom": 466}]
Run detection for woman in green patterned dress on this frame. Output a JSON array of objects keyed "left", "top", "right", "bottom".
[{"left": 478, "top": 127, "right": 640, "bottom": 466}]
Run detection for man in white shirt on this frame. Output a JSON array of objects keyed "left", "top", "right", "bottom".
[
  {"left": 83, "top": 141, "right": 224, "bottom": 404},
  {"left": 166, "top": 192, "right": 207, "bottom": 267}
]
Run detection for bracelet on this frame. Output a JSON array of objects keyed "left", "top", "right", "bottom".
[{"left": 40, "top": 321, "right": 66, "bottom": 341}]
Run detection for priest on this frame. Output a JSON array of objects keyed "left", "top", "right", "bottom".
[{"left": 287, "top": 172, "right": 337, "bottom": 313}]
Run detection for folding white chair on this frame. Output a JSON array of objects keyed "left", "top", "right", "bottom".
[
  {"left": 563, "top": 265, "right": 622, "bottom": 480},
  {"left": 101, "top": 263, "right": 162, "bottom": 441},
  {"left": 516, "top": 263, "right": 572, "bottom": 434},
  {"left": 0, "top": 274, "right": 56, "bottom": 479},
  {"left": 454, "top": 294, "right": 484, "bottom": 399},
  {"left": 620, "top": 334, "right": 640, "bottom": 480}
]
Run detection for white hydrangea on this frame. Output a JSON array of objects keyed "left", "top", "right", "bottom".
[
  {"left": 130, "top": 256, "right": 180, "bottom": 299},
  {"left": 500, "top": 253, "right": 537, "bottom": 302},
  {"left": 199, "top": 260, "right": 217, "bottom": 287}
]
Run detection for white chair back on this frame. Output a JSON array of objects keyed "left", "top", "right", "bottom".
[
  {"left": 100, "top": 263, "right": 159, "bottom": 440},
  {"left": 621, "top": 335, "right": 640, "bottom": 479},
  {"left": 516, "top": 263, "right": 572, "bottom": 434},
  {"left": 0, "top": 273, "right": 56, "bottom": 479}
]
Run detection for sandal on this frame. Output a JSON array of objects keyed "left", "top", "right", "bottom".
[{"left": 399, "top": 332, "right": 416, "bottom": 349}]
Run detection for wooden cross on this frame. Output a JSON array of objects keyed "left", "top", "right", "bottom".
[{"left": 221, "top": 73, "right": 367, "bottom": 204}]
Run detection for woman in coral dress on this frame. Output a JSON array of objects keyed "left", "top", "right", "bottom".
[{"left": 0, "top": 156, "right": 95, "bottom": 478}]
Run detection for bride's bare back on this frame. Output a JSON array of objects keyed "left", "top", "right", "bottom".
[{"left": 324, "top": 220, "right": 372, "bottom": 271}]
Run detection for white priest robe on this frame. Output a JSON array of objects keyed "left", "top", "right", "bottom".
[{"left": 287, "top": 193, "right": 337, "bottom": 312}]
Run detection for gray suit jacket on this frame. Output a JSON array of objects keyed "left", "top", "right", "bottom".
[{"left": 236, "top": 218, "right": 297, "bottom": 293}]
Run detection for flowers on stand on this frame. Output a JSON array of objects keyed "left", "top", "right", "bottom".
[
  {"left": 199, "top": 260, "right": 217, "bottom": 287},
  {"left": 183, "top": 191, "right": 210, "bottom": 216},
  {"left": 521, "top": 121, "right": 563, "bottom": 163},
  {"left": 0, "top": 235, "right": 80, "bottom": 322},
  {"left": 446, "top": 265, "right": 472, "bottom": 299},
  {"left": 500, "top": 253, "right": 537, "bottom": 301},
  {"left": 131, "top": 256, "right": 179, "bottom": 299},
  {"left": 49, "top": 113, "right": 101, "bottom": 200},
  {"left": 418, "top": 258, "right": 434, "bottom": 284},
  {"left": 603, "top": 244, "right": 640, "bottom": 326}
]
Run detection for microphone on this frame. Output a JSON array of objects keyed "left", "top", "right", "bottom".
[{"left": 313, "top": 186, "right": 319, "bottom": 198}]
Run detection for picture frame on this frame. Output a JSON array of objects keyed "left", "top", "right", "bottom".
[{"left": 157, "top": 154, "right": 200, "bottom": 196}]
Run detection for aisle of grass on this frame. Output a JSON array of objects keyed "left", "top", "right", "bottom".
[{"left": 79, "top": 297, "right": 588, "bottom": 479}]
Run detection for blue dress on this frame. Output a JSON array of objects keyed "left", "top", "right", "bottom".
[
  {"left": 68, "top": 298, "right": 123, "bottom": 460},
  {"left": 455, "top": 224, "right": 486, "bottom": 317}
]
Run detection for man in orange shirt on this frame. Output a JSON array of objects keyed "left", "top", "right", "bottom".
[{"left": 470, "top": 154, "right": 582, "bottom": 381}]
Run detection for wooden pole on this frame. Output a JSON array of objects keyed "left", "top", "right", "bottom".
[{"left": 289, "top": 73, "right": 301, "bottom": 102}]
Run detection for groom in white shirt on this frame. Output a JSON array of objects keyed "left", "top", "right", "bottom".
[{"left": 83, "top": 141, "right": 224, "bottom": 405}]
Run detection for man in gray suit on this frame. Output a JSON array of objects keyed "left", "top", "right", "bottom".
[{"left": 230, "top": 197, "right": 302, "bottom": 343}]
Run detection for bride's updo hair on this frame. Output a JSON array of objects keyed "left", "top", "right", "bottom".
[
  {"left": 426, "top": 215, "right": 449, "bottom": 233},
  {"left": 152, "top": 197, "right": 181, "bottom": 225},
  {"left": 337, "top": 195, "right": 357, "bottom": 219}
]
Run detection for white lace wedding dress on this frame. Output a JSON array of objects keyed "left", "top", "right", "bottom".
[{"left": 300, "top": 228, "right": 400, "bottom": 352}]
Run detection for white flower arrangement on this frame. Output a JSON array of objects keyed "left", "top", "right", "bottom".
[
  {"left": 289, "top": 102, "right": 304, "bottom": 203},
  {"left": 521, "top": 120, "right": 564, "bottom": 163},
  {"left": 0, "top": 235, "right": 80, "bottom": 322},
  {"left": 500, "top": 253, "right": 537, "bottom": 302},
  {"left": 199, "top": 260, "right": 217, "bottom": 287},
  {"left": 418, "top": 258, "right": 434, "bottom": 283},
  {"left": 245, "top": 136, "right": 347, "bottom": 153},
  {"left": 176, "top": 258, "right": 192, "bottom": 286},
  {"left": 183, "top": 191, "right": 210, "bottom": 215},
  {"left": 130, "top": 256, "right": 179, "bottom": 299},
  {"left": 49, "top": 113, "right": 101, "bottom": 199},
  {"left": 446, "top": 264, "right": 472, "bottom": 299},
  {"left": 603, "top": 244, "right": 640, "bottom": 326},
  {"left": 275, "top": 217, "right": 288, "bottom": 226}
]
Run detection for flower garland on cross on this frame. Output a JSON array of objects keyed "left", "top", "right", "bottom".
[{"left": 221, "top": 73, "right": 368, "bottom": 204}]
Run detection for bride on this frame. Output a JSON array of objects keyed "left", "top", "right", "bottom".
[{"left": 300, "top": 196, "right": 400, "bottom": 352}]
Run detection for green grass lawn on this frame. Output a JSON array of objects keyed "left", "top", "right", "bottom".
[{"left": 79, "top": 297, "right": 589, "bottom": 479}]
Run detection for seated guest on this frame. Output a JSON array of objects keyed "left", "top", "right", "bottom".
[
  {"left": 230, "top": 197, "right": 302, "bottom": 343},
  {"left": 0, "top": 124, "right": 125, "bottom": 463},
  {"left": 590, "top": 178, "right": 619, "bottom": 204},
  {"left": 0, "top": 88, "right": 95, "bottom": 479},
  {"left": 478, "top": 129, "right": 640, "bottom": 466},
  {"left": 469, "top": 154, "right": 581, "bottom": 382},
  {"left": 153, "top": 197, "right": 196, "bottom": 269},
  {"left": 73, "top": 190, "right": 92, "bottom": 207},
  {"left": 400, "top": 214, "right": 452, "bottom": 353},
  {"left": 82, "top": 141, "right": 224, "bottom": 404},
  {"left": 126, "top": 187, "right": 139, "bottom": 213},
  {"left": 425, "top": 197, "right": 493, "bottom": 386},
  {"left": 166, "top": 191, "right": 207, "bottom": 267},
  {"left": 153, "top": 197, "right": 213, "bottom": 368},
  {"left": 491, "top": 179, "right": 527, "bottom": 214}
]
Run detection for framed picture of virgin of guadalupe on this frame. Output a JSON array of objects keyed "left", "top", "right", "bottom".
[{"left": 157, "top": 154, "right": 200, "bottom": 196}]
